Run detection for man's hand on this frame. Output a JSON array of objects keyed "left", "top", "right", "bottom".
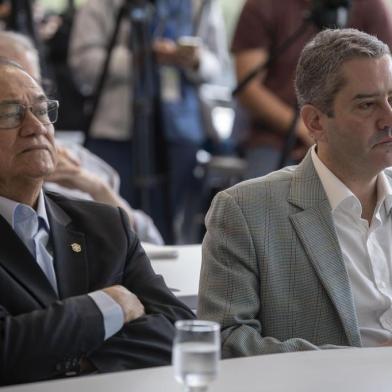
[
  {"left": 103, "top": 285, "right": 145, "bottom": 323},
  {"left": 46, "top": 146, "right": 113, "bottom": 198},
  {"left": 46, "top": 145, "right": 138, "bottom": 229}
]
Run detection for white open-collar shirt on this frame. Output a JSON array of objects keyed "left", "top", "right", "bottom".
[{"left": 311, "top": 145, "right": 392, "bottom": 346}]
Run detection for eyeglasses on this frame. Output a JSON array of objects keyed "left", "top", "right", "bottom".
[{"left": 0, "top": 100, "right": 59, "bottom": 129}]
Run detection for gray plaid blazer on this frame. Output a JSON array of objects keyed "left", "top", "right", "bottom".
[{"left": 197, "top": 150, "right": 378, "bottom": 358}]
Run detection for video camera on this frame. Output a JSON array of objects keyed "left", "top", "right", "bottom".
[{"left": 311, "top": 0, "right": 352, "bottom": 29}]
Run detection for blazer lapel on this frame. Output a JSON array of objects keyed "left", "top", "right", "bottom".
[
  {"left": 0, "top": 215, "right": 57, "bottom": 306},
  {"left": 288, "top": 152, "right": 361, "bottom": 347},
  {"left": 45, "top": 195, "right": 89, "bottom": 299}
]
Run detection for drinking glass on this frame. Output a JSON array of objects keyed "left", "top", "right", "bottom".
[{"left": 173, "top": 320, "right": 220, "bottom": 392}]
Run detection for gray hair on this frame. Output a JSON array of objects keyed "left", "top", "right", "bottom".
[
  {"left": 295, "top": 28, "right": 390, "bottom": 116},
  {"left": 0, "top": 31, "right": 41, "bottom": 80}
]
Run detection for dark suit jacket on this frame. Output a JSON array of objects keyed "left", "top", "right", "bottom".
[{"left": 0, "top": 192, "right": 194, "bottom": 385}]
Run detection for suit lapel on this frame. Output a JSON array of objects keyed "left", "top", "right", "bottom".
[
  {"left": 45, "top": 195, "right": 89, "bottom": 299},
  {"left": 0, "top": 215, "right": 57, "bottom": 306},
  {"left": 288, "top": 152, "right": 361, "bottom": 347}
]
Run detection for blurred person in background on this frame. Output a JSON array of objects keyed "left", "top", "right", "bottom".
[
  {"left": 68, "top": 0, "right": 230, "bottom": 243},
  {"left": 232, "top": 0, "right": 392, "bottom": 179},
  {"left": 0, "top": 30, "right": 164, "bottom": 244},
  {"left": 0, "top": 0, "right": 11, "bottom": 30}
]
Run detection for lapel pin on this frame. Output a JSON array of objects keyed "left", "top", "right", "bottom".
[{"left": 71, "top": 243, "right": 82, "bottom": 253}]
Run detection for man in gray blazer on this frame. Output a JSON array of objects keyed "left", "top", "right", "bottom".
[{"left": 198, "top": 28, "right": 392, "bottom": 358}]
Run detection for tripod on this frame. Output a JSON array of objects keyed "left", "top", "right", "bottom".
[
  {"left": 85, "top": 0, "right": 172, "bottom": 242},
  {"left": 84, "top": 0, "right": 173, "bottom": 241}
]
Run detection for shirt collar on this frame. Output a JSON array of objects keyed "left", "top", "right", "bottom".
[
  {"left": 311, "top": 145, "right": 355, "bottom": 211},
  {"left": 0, "top": 190, "right": 50, "bottom": 230},
  {"left": 377, "top": 171, "right": 392, "bottom": 216},
  {"left": 311, "top": 145, "right": 392, "bottom": 216}
]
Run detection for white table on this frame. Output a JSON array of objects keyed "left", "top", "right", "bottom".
[
  {"left": 4, "top": 347, "right": 392, "bottom": 392},
  {"left": 147, "top": 244, "right": 201, "bottom": 309}
]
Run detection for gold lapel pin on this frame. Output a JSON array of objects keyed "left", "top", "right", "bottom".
[{"left": 71, "top": 243, "right": 82, "bottom": 253}]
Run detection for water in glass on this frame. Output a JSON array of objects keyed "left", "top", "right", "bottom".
[{"left": 173, "top": 320, "right": 220, "bottom": 391}]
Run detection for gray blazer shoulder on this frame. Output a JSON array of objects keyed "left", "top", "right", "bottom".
[{"left": 198, "top": 152, "right": 362, "bottom": 358}]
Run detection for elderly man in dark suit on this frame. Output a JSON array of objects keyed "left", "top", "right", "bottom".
[{"left": 0, "top": 58, "right": 194, "bottom": 386}]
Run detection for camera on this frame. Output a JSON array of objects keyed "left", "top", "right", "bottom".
[{"left": 311, "top": 0, "right": 352, "bottom": 29}]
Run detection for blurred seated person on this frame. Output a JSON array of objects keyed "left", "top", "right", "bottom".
[
  {"left": 45, "top": 141, "right": 164, "bottom": 244},
  {"left": 0, "top": 30, "right": 163, "bottom": 244}
]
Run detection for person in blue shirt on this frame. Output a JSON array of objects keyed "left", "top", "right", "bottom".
[{"left": 69, "top": 0, "right": 229, "bottom": 242}]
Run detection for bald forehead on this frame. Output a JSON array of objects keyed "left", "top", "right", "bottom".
[
  {"left": 0, "top": 63, "right": 45, "bottom": 102},
  {"left": 0, "top": 62, "right": 37, "bottom": 82}
]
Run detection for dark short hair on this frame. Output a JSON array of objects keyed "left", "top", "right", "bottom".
[{"left": 295, "top": 28, "right": 390, "bottom": 116}]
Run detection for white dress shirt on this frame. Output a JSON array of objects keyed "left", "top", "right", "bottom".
[
  {"left": 311, "top": 146, "right": 392, "bottom": 346},
  {"left": 0, "top": 191, "right": 123, "bottom": 340}
]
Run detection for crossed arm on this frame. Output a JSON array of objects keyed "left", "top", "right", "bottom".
[{"left": 0, "top": 209, "right": 193, "bottom": 385}]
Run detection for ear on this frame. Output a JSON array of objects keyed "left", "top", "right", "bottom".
[{"left": 300, "top": 104, "right": 328, "bottom": 143}]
